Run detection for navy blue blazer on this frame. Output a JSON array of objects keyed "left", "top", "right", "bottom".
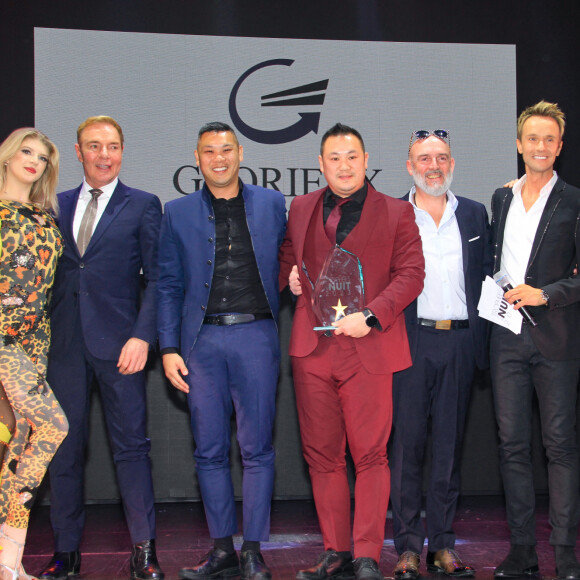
[
  {"left": 49, "top": 180, "right": 162, "bottom": 361},
  {"left": 402, "top": 193, "right": 492, "bottom": 370},
  {"left": 157, "top": 182, "right": 287, "bottom": 363},
  {"left": 491, "top": 177, "right": 580, "bottom": 360}
]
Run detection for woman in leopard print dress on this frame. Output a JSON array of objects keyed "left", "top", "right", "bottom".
[{"left": 0, "top": 128, "right": 68, "bottom": 580}]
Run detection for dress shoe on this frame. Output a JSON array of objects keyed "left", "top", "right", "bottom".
[
  {"left": 427, "top": 549, "right": 474, "bottom": 577},
  {"left": 353, "top": 558, "right": 383, "bottom": 580},
  {"left": 393, "top": 551, "right": 420, "bottom": 580},
  {"left": 130, "top": 539, "right": 165, "bottom": 579},
  {"left": 296, "top": 550, "right": 354, "bottom": 580},
  {"left": 555, "top": 546, "right": 580, "bottom": 580},
  {"left": 240, "top": 550, "right": 271, "bottom": 580},
  {"left": 494, "top": 545, "right": 539, "bottom": 578},
  {"left": 38, "top": 551, "right": 81, "bottom": 579},
  {"left": 179, "top": 548, "right": 240, "bottom": 579}
]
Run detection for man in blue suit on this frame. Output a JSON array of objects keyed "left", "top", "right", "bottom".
[
  {"left": 39, "top": 116, "right": 164, "bottom": 580},
  {"left": 158, "top": 122, "right": 286, "bottom": 580},
  {"left": 390, "top": 130, "right": 491, "bottom": 579}
]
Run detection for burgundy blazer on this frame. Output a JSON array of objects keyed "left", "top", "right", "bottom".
[{"left": 279, "top": 183, "right": 425, "bottom": 375}]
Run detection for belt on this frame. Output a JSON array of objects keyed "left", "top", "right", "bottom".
[
  {"left": 203, "top": 313, "right": 273, "bottom": 326},
  {"left": 417, "top": 318, "right": 469, "bottom": 330}
]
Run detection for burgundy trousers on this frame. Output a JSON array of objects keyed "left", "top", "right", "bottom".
[{"left": 292, "top": 335, "right": 392, "bottom": 561}]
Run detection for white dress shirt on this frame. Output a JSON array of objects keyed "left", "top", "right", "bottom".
[
  {"left": 409, "top": 187, "right": 468, "bottom": 321},
  {"left": 72, "top": 178, "right": 118, "bottom": 242},
  {"left": 500, "top": 172, "right": 557, "bottom": 286}
]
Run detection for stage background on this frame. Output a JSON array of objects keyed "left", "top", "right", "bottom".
[
  {"left": 34, "top": 30, "right": 516, "bottom": 211},
  {"left": 1, "top": 0, "right": 579, "bottom": 505}
]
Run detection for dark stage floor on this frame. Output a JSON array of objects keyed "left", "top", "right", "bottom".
[{"left": 23, "top": 496, "right": 572, "bottom": 580}]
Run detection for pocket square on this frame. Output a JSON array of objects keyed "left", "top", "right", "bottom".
[{"left": 468, "top": 236, "right": 480, "bottom": 242}]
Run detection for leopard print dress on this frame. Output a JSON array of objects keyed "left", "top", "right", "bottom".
[{"left": 0, "top": 199, "right": 68, "bottom": 529}]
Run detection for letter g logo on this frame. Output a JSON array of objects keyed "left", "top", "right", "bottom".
[{"left": 229, "top": 59, "right": 329, "bottom": 145}]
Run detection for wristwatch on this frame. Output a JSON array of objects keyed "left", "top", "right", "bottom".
[
  {"left": 363, "top": 308, "right": 378, "bottom": 328},
  {"left": 540, "top": 289, "right": 549, "bottom": 305}
]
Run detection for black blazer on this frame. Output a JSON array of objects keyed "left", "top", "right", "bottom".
[
  {"left": 491, "top": 177, "right": 580, "bottom": 360},
  {"left": 402, "top": 193, "right": 492, "bottom": 370}
]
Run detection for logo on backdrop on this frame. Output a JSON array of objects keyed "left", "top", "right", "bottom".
[
  {"left": 229, "top": 59, "right": 329, "bottom": 145},
  {"left": 174, "top": 58, "right": 382, "bottom": 196}
]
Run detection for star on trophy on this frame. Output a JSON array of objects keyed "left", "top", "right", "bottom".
[{"left": 312, "top": 246, "right": 365, "bottom": 331}]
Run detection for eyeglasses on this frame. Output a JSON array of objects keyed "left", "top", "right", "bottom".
[{"left": 408, "top": 129, "right": 450, "bottom": 153}]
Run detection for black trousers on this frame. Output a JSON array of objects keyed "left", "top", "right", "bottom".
[
  {"left": 391, "top": 325, "right": 476, "bottom": 554},
  {"left": 490, "top": 323, "right": 580, "bottom": 547}
]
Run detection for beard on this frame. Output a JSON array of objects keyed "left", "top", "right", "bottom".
[{"left": 413, "top": 168, "right": 453, "bottom": 197}]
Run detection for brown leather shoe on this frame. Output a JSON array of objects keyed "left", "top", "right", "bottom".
[
  {"left": 427, "top": 549, "right": 474, "bottom": 577},
  {"left": 296, "top": 550, "right": 354, "bottom": 580},
  {"left": 393, "top": 552, "right": 420, "bottom": 580}
]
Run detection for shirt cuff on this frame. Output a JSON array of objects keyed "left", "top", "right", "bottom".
[{"left": 160, "top": 347, "right": 179, "bottom": 356}]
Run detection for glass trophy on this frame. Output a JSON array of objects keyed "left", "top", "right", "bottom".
[{"left": 312, "top": 246, "right": 365, "bottom": 330}]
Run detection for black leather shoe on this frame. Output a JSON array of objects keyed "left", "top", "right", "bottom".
[
  {"left": 179, "top": 548, "right": 241, "bottom": 579},
  {"left": 240, "top": 550, "right": 271, "bottom": 580},
  {"left": 427, "top": 549, "right": 474, "bottom": 577},
  {"left": 393, "top": 551, "right": 420, "bottom": 580},
  {"left": 353, "top": 558, "right": 383, "bottom": 580},
  {"left": 38, "top": 551, "right": 81, "bottom": 579},
  {"left": 131, "top": 539, "right": 165, "bottom": 579},
  {"left": 296, "top": 550, "right": 354, "bottom": 580},
  {"left": 555, "top": 546, "right": 580, "bottom": 580},
  {"left": 494, "top": 545, "right": 540, "bottom": 578}
]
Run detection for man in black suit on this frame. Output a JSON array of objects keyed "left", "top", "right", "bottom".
[{"left": 490, "top": 101, "right": 580, "bottom": 580}]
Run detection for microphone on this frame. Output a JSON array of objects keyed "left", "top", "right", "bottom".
[{"left": 493, "top": 271, "right": 537, "bottom": 327}]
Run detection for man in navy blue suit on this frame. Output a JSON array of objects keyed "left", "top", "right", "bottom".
[
  {"left": 157, "top": 122, "right": 286, "bottom": 580},
  {"left": 39, "top": 116, "right": 164, "bottom": 580},
  {"left": 390, "top": 130, "right": 491, "bottom": 579}
]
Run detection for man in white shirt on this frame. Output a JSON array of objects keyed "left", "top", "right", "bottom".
[
  {"left": 390, "top": 130, "right": 491, "bottom": 580},
  {"left": 490, "top": 101, "right": 580, "bottom": 580}
]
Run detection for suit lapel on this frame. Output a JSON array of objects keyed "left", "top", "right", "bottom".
[
  {"left": 241, "top": 184, "right": 255, "bottom": 236},
  {"left": 493, "top": 188, "right": 513, "bottom": 273},
  {"left": 455, "top": 200, "right": 471, "bottom": 277},
  {"left": 57, "top": 186, "right": 82, "bottom": 256},
  {"left": 340, "top": 184, "right": 382, "bottom": 257},
  {"left": 526, "top": 178, "right": 564, "bottom": 272},
  {"left": 293, "top": 189, "right": 326, "bottom": 264},
  {"left": 84, "top": 181, "right": 130, "bottom": 253}
]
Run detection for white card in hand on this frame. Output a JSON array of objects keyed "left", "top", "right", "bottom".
[{"left": 477, "top": 276, "right": 523, "bottom": 334}]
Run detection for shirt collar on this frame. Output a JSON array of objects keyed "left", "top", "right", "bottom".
[
  {"left": 408, "top": 185, "right": 458, "bottom": 212},
  {"left": 512, "top": 171, "right": 558, "bottom": 199},
  {"left": 324, "top": 181, "right": 368, "bottom": 206},
  {"left": 205, "top": 179, "right": 244, "bottom": 202},
  {"left": 81, "top": 177, "right": 118, "bottom": 199}
]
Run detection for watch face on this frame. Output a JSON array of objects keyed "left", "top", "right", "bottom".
[{"left": 365, "top": 313, "right": 378, "bottom": 327}]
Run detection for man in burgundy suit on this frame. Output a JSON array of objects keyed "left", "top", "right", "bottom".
[{"left": 279, "top": 123, "right": 424, "bottom": 580}]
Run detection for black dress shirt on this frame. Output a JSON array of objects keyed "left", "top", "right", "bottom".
[
  {"left": 323, "top": 182, "right": 368, "bottom": 245},
  {"left": 206, "top": 186, "right": 270, "bottom": 315}
]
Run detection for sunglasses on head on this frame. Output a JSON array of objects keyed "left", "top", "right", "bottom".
[{"left": 408, "top": 129, "right": 450, "bottom": 153}]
